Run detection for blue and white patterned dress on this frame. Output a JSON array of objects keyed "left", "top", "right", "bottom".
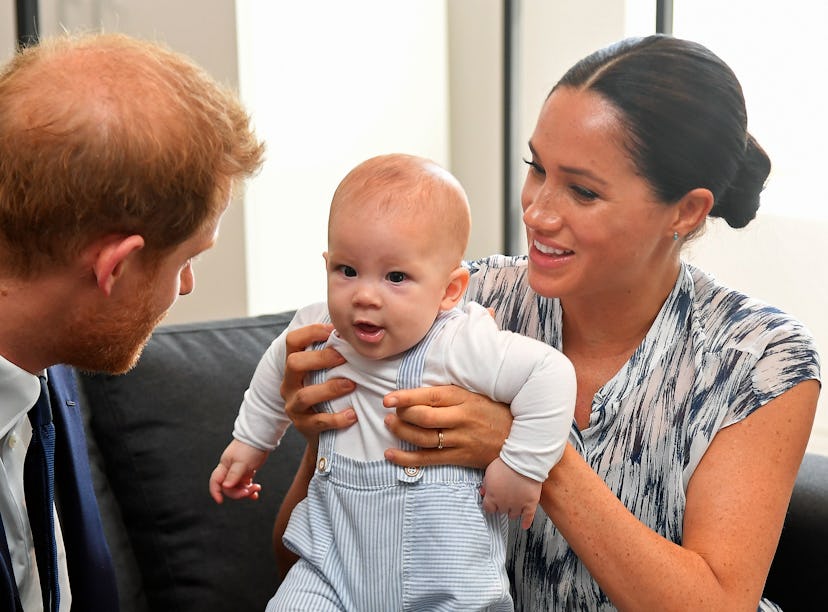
[{"left": 465, "top": 256, "right": 821, "bottom": 611}]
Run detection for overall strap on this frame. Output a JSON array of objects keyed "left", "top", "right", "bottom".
[
  {"left": 308, "top": 314, "right": 336, "bottom": 475},
  {"left": 395, "top": 309, "right": 459, "bottom": 483}
]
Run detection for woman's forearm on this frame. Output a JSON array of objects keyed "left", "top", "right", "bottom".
[
  {"left": 272, "top": 443, "right": 316, "bottom": 578},
  {"left": 540, "top": 445, "right": 728, "bottom": 610},
  {"left": 540, "top": 407, "right": 808, "bottom": 612}
]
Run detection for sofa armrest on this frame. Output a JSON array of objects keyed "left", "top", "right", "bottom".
[{"left": 77, "top": 312, "right": 304, "bottom": 612}]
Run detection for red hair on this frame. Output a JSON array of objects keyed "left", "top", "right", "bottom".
[{"left": 0, "top": 33, "right": 264, "bottom": 277}]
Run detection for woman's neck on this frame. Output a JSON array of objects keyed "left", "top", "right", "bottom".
[{"left": 559, "top": 261, "right": 681, "bottom": 360}]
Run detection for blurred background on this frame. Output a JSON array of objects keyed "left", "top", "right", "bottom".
[{"left": 3, "top": 0, "right": 825, "bottom": 453}]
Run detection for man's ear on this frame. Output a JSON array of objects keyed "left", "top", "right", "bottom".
[
  {"left": 90, "top": 235, "right": 146, "bottom": 297},
  {"left": 440, "top": 266, "right": 470, "bottom": 311},
  {"left": 672, "top": 188, "right": 714, "bottom": 238}
]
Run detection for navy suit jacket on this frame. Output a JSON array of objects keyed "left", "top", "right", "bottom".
[{"left": 0, "top": 365, "right": 119, "bottom": 611}]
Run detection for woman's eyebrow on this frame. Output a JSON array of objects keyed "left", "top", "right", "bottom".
[
  {"left": 529, "top": 141, "right": 608, "bottom": 186},
  {"left": 558, "top": 165, "right": 608, "bottom": 186}
]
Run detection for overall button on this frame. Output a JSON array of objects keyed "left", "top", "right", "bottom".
[
  {"left": 403, "top": 466, "right": 421, "bottom": 477},
  {"left": 317, "top": 456, "right": 328, "bottom": 472}
]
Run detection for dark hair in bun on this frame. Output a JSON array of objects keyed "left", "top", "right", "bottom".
[{"left": 555, "top": 35, "right": 770, "bottom": 229}]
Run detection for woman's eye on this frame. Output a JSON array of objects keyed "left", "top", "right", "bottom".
[
  {"left": 522, "top": 157, "right": 545, "bottom": 176},
  {"left": 387, "top": 271, "right": 406, "bottom": 283},
  {"left": 338, "top": 265, "right": 357, "bottom": 277},
  {"left": 571, "top": 185, "right": 599, "bottom": 201}
]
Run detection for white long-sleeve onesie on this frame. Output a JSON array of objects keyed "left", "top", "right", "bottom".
[{"left": 233, "top": 301, "right": 576, "bottom": 482}]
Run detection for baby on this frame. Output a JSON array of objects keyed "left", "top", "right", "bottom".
[{"left": 209, "top": 153, "right": 576, "bottom": 610}]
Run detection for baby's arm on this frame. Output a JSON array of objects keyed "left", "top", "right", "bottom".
[
  {"left": 481, "top": 457, "right": 542, "bottom": 529},
  {"left": 209, "top": 303, "right": 331, "bottom": 504},
  {"left": 441, "top": 303, "right": 577, "bottom": 526},
  {"left": 209, "top": 439, "right": 268, "bottom": 503}
]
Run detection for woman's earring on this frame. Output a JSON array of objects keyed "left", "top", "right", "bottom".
[{"left": 673, "top": 231, "right": 679, "bottom": 241}]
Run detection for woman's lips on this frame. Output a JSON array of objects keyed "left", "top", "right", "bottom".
[
  {"left": 533, "top": 239, "right": 572, "bottom": 256},
  {"left": 529, "top": 239, "right": 574, "bottom": 269}
]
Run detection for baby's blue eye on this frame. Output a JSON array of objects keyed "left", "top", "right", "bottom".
[{"left": 387, "top": 271, "right": 406, "bottom": 283}]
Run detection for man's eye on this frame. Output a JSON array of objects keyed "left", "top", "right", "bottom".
[
  {"left": 387, "top": 271, "right": 406, "bottom": 283},
  {"left": 339, "top": 265, "right": 357, "bottom": 277}
]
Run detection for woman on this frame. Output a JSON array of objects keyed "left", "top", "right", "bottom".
[{"left": 274, "top": 36, "right": 820, "bottom": 610}]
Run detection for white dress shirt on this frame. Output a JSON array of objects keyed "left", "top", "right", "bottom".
[{"left": 0, "top": 356, "right": 71, "bottom": 611}]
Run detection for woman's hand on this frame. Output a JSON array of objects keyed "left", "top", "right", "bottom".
[
  {"left": 382, "top": 385, "right": 512, "bottom": 469},
  {"left": 281, "top": 323, "right": 357, "bottom": 441}
]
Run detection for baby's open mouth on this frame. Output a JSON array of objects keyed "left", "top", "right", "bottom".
[{"left": 354, "top": 322, "right": 385, "bottom": 343}]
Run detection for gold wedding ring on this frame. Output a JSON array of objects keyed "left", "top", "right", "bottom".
[{"left": 437, "top": 430, "right": 444, "bottom": 450}]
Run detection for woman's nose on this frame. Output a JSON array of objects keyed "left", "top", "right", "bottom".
[{"left": 523, "top": 189, "right": 564, "bottom": 231}]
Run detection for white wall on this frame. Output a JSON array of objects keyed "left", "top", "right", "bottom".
[
  {"left": 0, "top": 2, "right": 15, "bottom": 58},
  {"left": 235, "top": 0, "right": 451, "bottom": 315},
  {"left": 685, "top": 218, "right": 828, "bottom": 455},
  {"left": 447, "top": 0, "right": 504, "bottom": 260},
  {"left": 2, "top": 0, "right": 249, "bottom": 325}
]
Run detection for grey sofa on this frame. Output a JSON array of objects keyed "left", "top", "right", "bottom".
[{"left": 75, "top": 313, "right": 827, "bottom": 612}]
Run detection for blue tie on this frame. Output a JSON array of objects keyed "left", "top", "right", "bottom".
[{"left": 24, "top": 376, "right": 60, "bottom": 612}]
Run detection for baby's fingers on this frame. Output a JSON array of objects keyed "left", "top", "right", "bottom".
[
  {"left": 481, "top": 494, "right": 500, "bottom": 516},
  {"left": 222, "top": 481, "right": 262, "bottom": 501},
  {"left": 222, "top": 461, "right": 251, "bottom": 489},
  {"left": 520, "top": 505, "right": 536, "bottom": 530},
  {"left": 209, "top": 464, "right": 229, "bottom": 504}
]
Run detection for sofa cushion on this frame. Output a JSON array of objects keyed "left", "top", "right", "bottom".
[
  {"left": 763, "top": 452, "right": 828, "bottom": 609},
  {"left": 78, "top": 313, "right": 304, "bottom": 612}
]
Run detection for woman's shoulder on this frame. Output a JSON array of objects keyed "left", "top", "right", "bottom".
[
  {"left": 466, "top": 254, "right": 528, "bottom": 275},
  {"left": 688, "top": 264, "right": 817, "bottom": 352},
  {"left": 465, "top": 255, "right": 530, "bottom": 299}
]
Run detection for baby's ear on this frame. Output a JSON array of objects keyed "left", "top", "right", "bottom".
[{"left": 440, "top": 266, "right": 470, "bottom": 310}]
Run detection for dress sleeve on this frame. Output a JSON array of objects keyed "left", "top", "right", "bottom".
[
  {"left": 723, "top": 317, "right": 821, "bottom": 427},
  {"left": 437, "top": 303, "right": 577, "bottom": 481}
]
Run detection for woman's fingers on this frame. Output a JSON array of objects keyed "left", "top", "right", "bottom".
[
  {"left": 281, "top": 323, "right": 355, "bottom": 438},
  {"left": 292, "top": 406, "right": 357, "bottom": 436},
  {"left": 384, "top": 418, "right": 484, "bottom": 468},
  {"left": 285, "top": 375, "right": 354, "bottom": 414},
  {"left": 386, "top": 385, "right": 469, "bottom": 414},
  {"left": 383, "top": 385, "right": 512, "bottom": 469},
  {"left": 286, "top": 377, "right": 356, "bottom": 437},
  {"left": 384, "top": 444, "right": 476, "bottom": 469},
  {"left": 385, "top": 406, "right": 458, "bottom": 450},
  {"left": 284, "top": 322, "right": 334, "bottom": 355},
  {"left": 282, "top": 342, "right": 343, "bottom": 393}
]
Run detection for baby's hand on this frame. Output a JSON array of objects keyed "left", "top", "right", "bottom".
[
  {"left": 208, "top": 439, "right": 268, "bottom": 503},
  {"left": 481, "top": 457, "right": 542, "bottom": 530}
]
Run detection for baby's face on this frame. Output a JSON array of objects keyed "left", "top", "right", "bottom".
[{"left": 324, "top": 203, "right": 456, "bottom": 360}]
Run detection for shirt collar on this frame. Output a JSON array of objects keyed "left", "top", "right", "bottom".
[
  {"left": 0, "top": 354, "right": 41, "bottom": 438},
  {"left": 595, "top": 261, "right": 694, "bottom": 406}
]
